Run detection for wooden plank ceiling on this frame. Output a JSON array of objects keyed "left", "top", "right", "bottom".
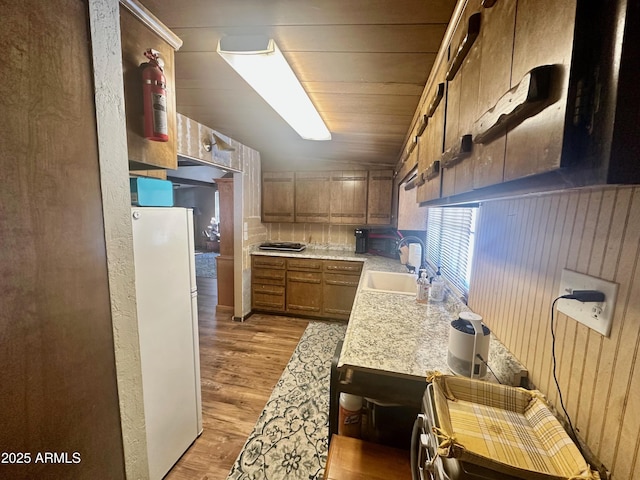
[{"left": 140, "top": 0, "right": 457, "bottom": 170}]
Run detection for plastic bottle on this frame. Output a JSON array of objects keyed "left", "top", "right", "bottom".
[
  {"left": 338, "top": 393, "right": 362, "bottom": 438},
  {"left": 430, "top": 267, "right": 445, "bottom": 302},
  {"left": 416, "top": 270, "right": 430, "bottom": 304}
]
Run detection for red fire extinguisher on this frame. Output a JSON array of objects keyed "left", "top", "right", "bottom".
[{"left": 141, "top": 49, "right": 169, "bottom": 142}]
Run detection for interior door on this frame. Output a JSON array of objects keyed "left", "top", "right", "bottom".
[{"left": 0, "top": 1, "right": 126, "bottom": 478}]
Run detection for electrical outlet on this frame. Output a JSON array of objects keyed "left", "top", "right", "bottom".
[{"left": 558, "top": 269, "right": 618, "bottom": 337}]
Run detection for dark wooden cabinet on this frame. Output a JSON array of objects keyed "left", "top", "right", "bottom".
[
  {"left": 416, "top": 63, "right": 447, "bottom": 204},
  {"left": 262, "top": 170, "right": 392, "bottom": 225},
  {"left": 252, "top": 256, "right": 286, "bottom": 313},
  {"left": 472, "top": 0, "right": 516, "bottom": 189},
  {"left": 251, "top": 255, "right": 363, "bottom": 320},
  {"left": 295, "top": 172, "right": 331, "bottom": 223},
  {"left": 262, "top": 172, "right": 295, "bottom": 223},
  {"left": 323, "top": 261, "right": 363, "bottom": 320},
  {"left": 330, "top": 171, "right": 368, "bottom": 225},
  {"left": 366, "top": 170, "right": 394, "bottom": 225},
  {"left": 441, "top": 1, "right": 482, "bottom": 197},
  {"left": 404, "top": 0, "right": 640, "bottom": 206}
]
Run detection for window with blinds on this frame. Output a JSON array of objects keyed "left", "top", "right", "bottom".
[{"left": 425, "top": 206, "right": 478, "bottom": 300}]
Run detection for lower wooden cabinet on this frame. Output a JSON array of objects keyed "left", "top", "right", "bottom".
[
  {"left": 252, "top": 256, "right": 286, "bottom": 313},
  {"left": 252, "top": 255, "right": 363, "bottom": 320}
]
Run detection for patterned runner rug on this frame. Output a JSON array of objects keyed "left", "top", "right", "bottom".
[{"left": 226, "top": 321, "right": 347, "bottom": 480}]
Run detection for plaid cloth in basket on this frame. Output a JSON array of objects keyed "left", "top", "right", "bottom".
[{"left": 428, "top": 373, "right": 600, "bottom": 480}]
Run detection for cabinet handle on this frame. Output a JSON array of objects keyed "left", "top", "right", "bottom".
[
  {"left": 406, "top": 137, "right": 417, "bottom": 156},
  {"left": 426, "top": 83, "right": 445, "bottom": 118},
  {"left": 473, "top": 65, "right": 555, "bottom": 144},
  {"left": 425, "top": 161, "right": 441, "bottom": 181},
  {"left": 415, "top": 114, "right": 428, "bottom": 137},
  {"left": 369, "top": 214, "right": 389, "bottom": 219},
  {"left": 331, "top": 213, "right": 365, "bottom": 218},
  {"left": 255, "top": 300, "right": 284, "bottom": 308},
  {"left": 254, "top": 286, "right": 283, "bottom": 294},
  {"left": 446, "top": 13, "right": 482, "bottom": 82},
  {"left": 441, "top": 135, "right": 473, "bottom": 168},
  {"left": 264, "top": 212, "right": 293, "bottom": 217},
  {"left": 482, "top": 0, "right": 497, "bottom": 7},
  {"left": 295, "top": 213, "right": 329, "bottom": 218},
  {"left": 415, "top": 172, "right": 426, "bottom": 187},
  {"left": 288, "top": 276, "right": 322, "bottom": 284},
  {"left": 325, "top": 280, "right": 359, "bottom": 287},
  {"left": 287, "top": 304, "right": 321, "bottom": 312},
  {"left": 326, "top": 265, "right": 361, "bottom": 272},
  {"left": 289, "top": 262, "right": 322, "bottom": 269},
  {"left": 255, "top": 273, "right": 284, "bottom": 281},
  {"left": 254, "top": 260, "right": 285, "bottom": 268},
  {"left": 331, "top": 176, "right": 367, "bottom": 181}
]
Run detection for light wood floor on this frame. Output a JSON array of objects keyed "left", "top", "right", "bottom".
[{"left": 165, "top": 276, "right": 309, "bottom": 480}]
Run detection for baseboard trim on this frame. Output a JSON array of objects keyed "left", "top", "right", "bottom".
[{"left": 233, "top": 311, "right": 254, "bottom": 322}]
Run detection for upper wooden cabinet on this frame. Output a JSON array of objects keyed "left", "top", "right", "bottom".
[
  {"left": 367, "top": 170, "right": 394, "bottom": 225},
  {"left": 330, "top": 171, "right": 368, "bottom": 225},
  {"left": 441, "top": 1, "right": 482, "bottom": 197},
  {"left": 295, "top": 172, "right": 331, "bottom": 223},
  {"left": 404, "top": 0, "right": 640, "bottom": 205},
  {"left": 416, "top": 63, "right": 447, "bottom": 204},
  {"left": 120, "top": 4, "right": 179, "bottom": 170},
  {"left": 262, "top": 170, "right": 389, "bottom": 225},
  {"left": 262, "top": 172, "right": 295, "bottom": 223}
]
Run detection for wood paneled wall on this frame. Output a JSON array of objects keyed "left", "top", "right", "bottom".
[{"left": 469, "top": 186, "right": 640, "bottom": 479}]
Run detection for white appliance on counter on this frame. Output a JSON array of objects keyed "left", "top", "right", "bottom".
[
  {"left": 447, "top": 312, "right": 491, "bottom": 379},
  {"left": 131, "top": 207, "right": 203, "bottom": 480}
]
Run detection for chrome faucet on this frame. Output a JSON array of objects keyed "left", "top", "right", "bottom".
[{"left": 397, "top": 236, "right": 427, "bottom": 273}]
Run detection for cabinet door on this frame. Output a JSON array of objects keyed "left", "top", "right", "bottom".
[
  {"left": 442, "top": 2, "right": 482, "bottom": 197},
  {"left": 121, "top": 6, "right": 177, "bottom": 170},
  {"left": 329, "top": 171, "right": 368, "bottom": 224},
  {"left": 504, "top": 0, "right": 577, "bottom": 181},
  {"left": 473, "top": 0, "right": 516, "bottom": 189},
  {"left": 322, "top": 260, "right": 362, "bottom": 320},
  {"left": 262, "top": 172, "right": 295, "bottom": 223},
  {"left": 286, "top": 271, "right": 323, "bottom": 316},
  {"left": 323, "top": 273, "right": 360, "bottom": 320},
  {"left": 295, "top": 171, "right": 331, "bottom": 223},
  {"left": 416, "top": 68, "right": 446, "bottom": 204},
  {"left": 367, "top": 170, "right": 394, "bottom": 225}
]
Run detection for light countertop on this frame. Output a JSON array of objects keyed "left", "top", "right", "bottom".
[{"left": 251, "top": 246, "right": 527, "bottom": 386}]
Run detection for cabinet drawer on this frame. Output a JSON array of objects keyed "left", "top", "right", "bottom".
[
  {"left": 323, "top": 273, "right": 361, "bottom": 289},
  {"left": 252, "top": 256, "right": 286, "bottom": 269},
  {"left": 323, "top": 260, "right": 363, "bottom": 275},
  {"left": 287, "top": 258, "right": 323, "bottom": 272},
  {"left": 252, "top": 268, "right": 286, "bottom": 285},
  {"left": 252, "top": 284, "right": 285, "bottom": 312}
]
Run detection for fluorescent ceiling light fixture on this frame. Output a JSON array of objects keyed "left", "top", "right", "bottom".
[{"left": 217, "top": 35, "right": 331, "bottom": 141}]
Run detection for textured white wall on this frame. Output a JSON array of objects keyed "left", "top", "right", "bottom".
[{"left": 88, "top": 0, "right": 149, "bottom": 478}]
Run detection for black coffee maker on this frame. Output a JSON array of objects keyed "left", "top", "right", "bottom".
[{"left": 354, "top": 228, "right": 369, "bottom": 254}]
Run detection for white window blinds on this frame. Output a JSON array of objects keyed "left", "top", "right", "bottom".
[{"left": 425, "top": 206, "right": 478, "bottom": 299}]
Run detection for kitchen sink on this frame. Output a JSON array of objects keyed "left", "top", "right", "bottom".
[{"left": 361, "top": 270, "right": 417, "bottom": 295}]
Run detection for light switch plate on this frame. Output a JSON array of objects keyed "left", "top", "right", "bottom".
[{"left": 558, "top": 269, "right": 618, "bottom": 337}]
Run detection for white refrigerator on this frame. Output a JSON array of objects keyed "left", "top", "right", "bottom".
[{"left": 130, "top": 207, "right": 203, "bottom": 480}]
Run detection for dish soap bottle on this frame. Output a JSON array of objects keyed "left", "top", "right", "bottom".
[
  {"left": 430, "top": 267, "right": 445, "bottom": 302},
  {"left": 416, "top": 269, "right": 430, "bottom": 304}
]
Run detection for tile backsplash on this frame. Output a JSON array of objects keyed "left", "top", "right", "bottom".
[{"left": 265, "top": 223, "right": 357, "bottom": 251}]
